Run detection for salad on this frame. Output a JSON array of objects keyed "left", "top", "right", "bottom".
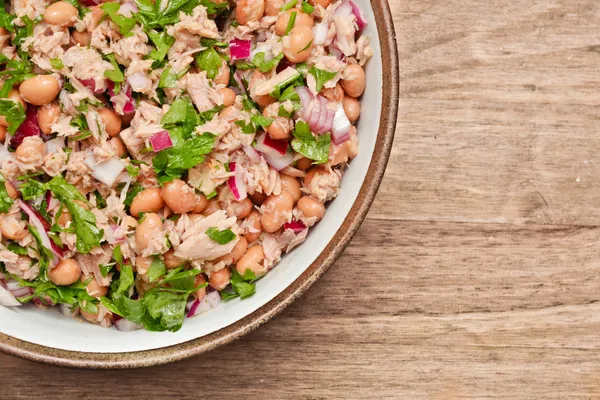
[{"left": 0, "top": 0, "right": 372, "bottom": 331}]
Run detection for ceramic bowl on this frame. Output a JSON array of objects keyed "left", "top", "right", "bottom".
[{"left": 0, "top": 0, "right": 398, "bottom": 368}]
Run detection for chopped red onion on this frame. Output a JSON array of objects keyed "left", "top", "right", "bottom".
[
  {"left": 186, "top": 291, "right": 221, "bottom": 318},
  {"left": 243, "top": 145, "right": 262, "bottom": 164},
  {"left": 329, "top": 45, "right": 345, "bottom": 61},
  {"left": 229, "top": 38, "right": 252, "bottom": 61},
  {"left": 254, "top": 132, "right": 288, "bottom": 156},
  {"left": 227, "top": 162, "right": 248, "bottom": 201},
  {"left": 149, "top": 130, "right": 173, "bottom": 152},
  {"left": 233, "top": 71, "right": 246, "bottom": 93},
  {"left": 331, "top": 103, "right": 351, "bottom": 144},
  {"left": 79, "top": 0, "right": 102, "bottom": 6},
  {"left": 80, "top": 78, "right": 106, "bottom": 94},
  {"left": 10, "top": 105, "right": 40, "bottom": 149},
  {"left": 303, "top": 94, "right": 335, "bottom": 134},
  {"left": 85, "top": 152, "right": 126, "bottom": 187},
  {"left": 114, "top": 318, "right": 143, "bottom": 331},
  {"left": 18, "top": 200, "right": 63, "bottom": 260},
  {"left": 348, "top": 0, "right": 367, "bottom": 29},
  {"left": 295, "top": 86, "right": 313, "bottom": 114},
  {"left": 313, "top": 23, "right": 329, "bottom": 46},
  {"left": 118, "top": 1, "right": 138, "bottom": 17},
  {"left": 60, "top": 303, "right": 78, "bottom": 317},
  {"left": 127, "top": 72, "right": 151, "bottom": 92},
  {"left": 0, "top": 285, "right": 21, "bottom": 306},
  {"left": 283, "top": 220, "right": 307, "bottom": 233},
  {"left": 333, "top": 2, "right": 355, "bottom": 56},
  {"left": 6, "top": 280, "right": 33, "bottom": 299},
  {"left": 262, "top": 148, "right": 294, "bottom": 171},
  {"left": 108, "top": 82, "right": 135, "bottom": 115},
  {"left": 0, "top": 145, "right": 10, "bottom": 165},
  {"left": 44, "top": 137, "right": 65, "bottom": 154}
]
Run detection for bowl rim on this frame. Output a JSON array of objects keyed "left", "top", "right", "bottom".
[{"left": 0, "top": 0, "right": 398, "bottom": 369}]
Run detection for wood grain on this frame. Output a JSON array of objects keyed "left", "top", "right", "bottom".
[{"left": 3, "top": 0, "right": 600, "bottom": 398}]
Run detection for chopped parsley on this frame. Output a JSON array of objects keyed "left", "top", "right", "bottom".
[
  {"left": 221, "top": 269, "right": 256, "bottom": 300},
  {"left": 0, "top": 172, "right": 13, "bottom": 213},
  {"left": 205, "top": 227, "right": 236, "bottom": 244},
  {"left": 100, "top": 2, "right": 137, "bottom": 36},
  {"left": 195, "top": 46, "right": 223, "bottom": 79},
  {"left": 308, "top": 66, "right": 337, "bottom": 92},
  {"left": 291, "top": 121, "right": 330, "bottom": 164},
  {"left": 0, "top": 99, "right": 26, "bottom": 134}
]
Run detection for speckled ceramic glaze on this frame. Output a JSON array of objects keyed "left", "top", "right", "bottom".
[{"left": 0, "top": 0, "right": 399, "bottom": 368}]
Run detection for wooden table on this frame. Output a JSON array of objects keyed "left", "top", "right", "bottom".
[{"left": 4, "top": 0, "right": 600, "bottom": 398}]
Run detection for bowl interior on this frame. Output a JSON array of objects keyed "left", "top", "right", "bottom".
[{"left": 0, "top": 0, "right": 384, "bottom": 354}]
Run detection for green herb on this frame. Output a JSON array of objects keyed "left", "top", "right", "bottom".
[
  {"left": 195, "top": 46, "right": 222, "bottom": 79},
  {"left": 300, "top": 1, "right": 314, "bottom": 13},
  {"left": 7, "top": 242, "right": 27, "bottom": 255},
  {"left": 135, "top": 0, "right": 227, "bottom": 29},
  {"left": 280, "top": 0, "right": 297, "bottom": 11},
  {"left": 45, "top": 175, "right": 103, "bottom": 254},
  {"left": 49, "top": 58, "right": 64, "bottom": 70},
  {"left": 158, "top": 66, "right": 178, "bottom": 88},
  {"left": 205, "top": 227, "right": 236, "bottom": 244},
  {"left": 221, "top": 269, "right": 256, "bottom": 300},
  {"left": 123, "top": 182, "right": 143, "bottom": 208},
  {"left": 270, "top": 84, "right": 301, "bottom": 102},
  {"left": 99, "top": 264, "right": 113, "bottom": 278},
  {"left": 126, "top": 164, "right": 140, "bottom": 178},
  {"left": 200, "top": 38, "right": 228, "bottom": 48},
  {"left": 0, "top": 54, "right": 33, "bottom": 97},
  {"left": 251, "top": 114, "right": 274, "bottom": 128},
  {"left": 284, "top": 11, "right": 297, "bottom": 36},
  {"left": 62, "top": 0, "right": 88, "bottom": 17},
  {"left": 297, "top": 39, "right": 313, "bottom": 53},
  {"left": 110, "top": 264, "right": 135, "bottom": 297},
  {"left": 0, "top": 99, "right": 25, "bottom": 134},
  {"left": 278, "top": 102, "right": 301, "bottom": 118},
  {"left": 291, "top": 121, "right": 330, "bottom": 164},
  {"left": 93, "top": 190, "right": 107, "bottom": 209},
  {"left": 147, "top": 257, "right": 167, "bottom": 282},
  {"left": 234, "top": 119, "right": 256, "bottom": 134},
  {"left": 241, "top": 94, "right": 258, "bottom": 111},
  {"left": 13, "top": 16, "right": 39, "bottom": 60},
  {"left": 19, "top": 179, "right": 46, "bottom": 200},
  {"left": 206, "top": 190, "right": 217, "bottom": 199},
  {"left": 101, "top": 2, "right": 137, "bottom": 36},
  {"left": 104, "top": 54, "right": 125, "bottom": 84},
  {"left": 0, "top": 172, "right": 13, "bottom": 212},
  {"left": 0, "top": 0, "right": 15, "bottom": 32},
  {"left": 147, "top": 29, "right": 175, "bottom": 64},
  {"left": 251, "top": 52, "right": 284, "bottom": 73},
  {"left": 28, "top": 225, "right": 54, "bottom": 275},
  {"left": 308, "top": 66, "right": 337, "bottom": 92},
  {"left": 153, "top": 132, "right": 216, "bottom": 183}
]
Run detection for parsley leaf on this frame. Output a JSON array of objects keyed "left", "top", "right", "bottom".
[
  {"left": 300, "top": 1, "right": 314, "bottom": 13},
  {"left": 0, "top": 172, "right": 13, "bottom": 212},
  {"left": 101, "top": 2, "right": 137, "bottom": 36},
  {"left": 7, "top": 242, "right": 28, "bottom": 255},
  {"left": 205, "top": 227, "right": 236, "bottom": 244},
  {"left": 142, "top": 290, "right": 188, "bottom": 331},
  {"left": 110, "top": 264, "right": 135, "bottom": 297},
  {"left": 158, "top": 66, "right": 178, "bottom": 88},
  {"left": 50, "top": 58, "right": 64, "bottom": 70},
  {"left": 0, "top": 99, "right": 26, "bottom": 134},
  {"left": 19, "top": 178, "right": 46, "bottom": 200},
  {"left": 0, "top": 55, "right": 34, "bottom": 97},
  {"left": 252, "top": 52, "right": 284, "bottom": 73},
  {"left": 195, "top": 46, "right": 222, "bottom": 79},
  {"left": 308, "top": 66, "right": 337, "bottom": 92},
  {"left": 148, "top": 257, "right": 167, "bottom": 282},
  {"left": 0, "top": 0, "right": 14, "bottom": 32},
  {"left": 291, "top": 121, "right": 330, "bottom": 164},
  {"left": 147, "top": 29, "right": 175, "bottom": 63},
  {"left": 153, "top": 132, "right": 216, "bottom": 183},
  {"left": 104, "top": 54, "right": 125, "bottom": 84},
  {"left": 222, "top": 269, "right": 256, "bottom": 300},
  {"left": 251, "top": 114, "right": 274, "bottom": 128}
]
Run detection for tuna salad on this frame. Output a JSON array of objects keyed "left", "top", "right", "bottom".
[{"left": 0, "top": 0, "right": 371, "bottom": 331}]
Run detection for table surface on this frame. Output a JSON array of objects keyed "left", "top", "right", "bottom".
[{"left": 4, "top": 0, "right": 600, "bottom": 398}]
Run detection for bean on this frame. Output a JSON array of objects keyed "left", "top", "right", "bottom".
[
  {"left": 0, "top": 125, "right": 5, "bottom": 142},
  {"left": 260, "top": 191, "right": 294, "bottom": 233},
  {"left": 193, "top": 275, "right": 207, "bottom": 300},
  {"left": 275, "top": 9, "right": 314, "bottom": 36},
  {"left": 161, "top": 179, "right": 197, "bottom": 214},
  {"left": 280, "top": 173, "right": 302, "bottom": 203},
  {"left": 216, "top": 236, "right": 248, "bottom": 265},
  {"left": 282, "top": 26, "right": 314, "bottom": 63},
  {"left": 4, "top": 181, "right": 18, "bottom": 200},
  {"left": 37, "top": 102, "right": 61, "bottom": 135},
  {"left": 108, "top": 137, "right": 128, "bottom": 158},
  {"left": 235, "top": 0, "right": 265, "bottom": 25},
  {"left": 296, "top": 157, "right": 312, "bottom": 171},
  {"left": 81, "top": 274, "right": 108, "bottom": 297},
  {"left": 0, "top": 214, "right": 28, "bottom": 240},
  {"left": 203, "top": 198, "right": 221, "bottom": 216},
  {"left": 308, "top": 0, "right": 331, "bottom": 7},
  {"left": 296, "top": 196, "right": 325, "bottom": 221},
  {"left": 19, "top": 75, "right": 60, "bottom": 106},
  {"left": 130, "top": 188, "right": 164, "bottom": 217},
  {"left": 43, "top": 1, "right": 78, "bottom": 26},
  {"left": 321, "top": 84, "right": 344, "bottom": 102},
  {"left": 72, "top": 30, "right": 91, "bottom": 46},
  {"left": 342, "top": 95, "right": 360, "bottom": 123},
  {"left": 49, "top": 258, "right": 82, "bottom": 286},
  {"left": 340, "top": 64, "right": 366, "bottom": 98},
  {"left": 213, "top": 61, "right": 231, "bottom": 85},
  {"left": 208, "top": 267, "right": 231, "bottom": 290},
  {"left": 219, "top": 87, "right": 236, "bottom": 107},
  {"left": 303, "top": 166, "right": 326, "bottom": 186},
  {"left": 243, "top": 209, "right": 262, "bottom": 243},
  {"left": 192, "top": 194, "right": 208, "bottom": 213},
  {"left": 15, "top": 136, "right": 46, "bottom": 165},
  {"left": 163, "top": 249, "right": 186, "bottom": 269},
  {"left": 236, "top": 245, "right": 265, "bottom": 276},
  {"left": 264, "top": 0, "right": 284, "bottom": 15},
  {"left": 98, "top": 108, "right": 122, "bottom": 137},
  {"left": 134, "top": 213, "right": 163, "bottom": 251}
]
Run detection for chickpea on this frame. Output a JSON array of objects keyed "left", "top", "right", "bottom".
[
  {"left": 342, "top": 96, "right": 361, "bottom": 123},
  {"left": 193, "top": 275, "right": 207, "bottom": 300},
  {"left": 297, "top": 196, "right": 325, "bottom": 221},
  {"left": 243, "top": 209, "right": 262, "bottom": 243},
  {"left": 203, "top": 198, "right": 221, "bottom": 215},
  {"left": 15, "top": 136, "right": 46, "bottom": 165},
  {"left": 236, "top": 245, "right": 266, "bottom": 276},
  {"left": 280, "top": 173, "right": 302, "bottom": 203},
  {"left": 296, "top": 157, "right": 312, "bottom": 171},
  {"left": 213, "top": 61, "right": 230, "bottom": 85},
  {"left": 135, "top": 213, "right": 163, "bottom": 251},
  {"left": 72, "top": 30, "right": 91, "bottom": 46},
  {"left": 49, "top": 258, "right": 82, "bottom": 286},
  {"left": 19, "top": 75, "right": 60, "bottom": 106},
  {"left": 108, "top": 137, "right": 128, "bottom": 158},
  {"left": 304, "top": 166, "right": 326, "bottom": 186},
  {"left": 340, "top": 64, "right": 366, "bottom": 98},
  {"left": 219, "top": 87, "right": 236, "bottom": 107},
  {"left": 263, "top": 105, "right": 291, "bottom": 140},
  {"left": 130, "top": 188, "right": 164, "bottom": 217},
  {"left": 226, "top": 197, "right": 253, "bottom": 219},
  {"left": 255, "top": 93, "right": 275, "bottom": 109},
  {"left": 208, "top": 267, "right": 231, "bottom": 291},
  {"left": 37, "top": 102, "right": 61, "bottom": 135},
  {"left": 261, "top": 191, "right": 294, "bottom": 233},
  {"left": 81, "top": 274, "right": 108, "bottom": 297},
  {"left": 163, "top": 249, "right": 186, "bottom": 269},
  {"left": 264, "top": 0, "right": 284, "bottom": 15},
  {"left": 235, "top": 0, "right": 265, "bottom": 25},
  {"left": 160, "top": 179, "right": 197, "bottom": 214},
  {"left": 43, "top": 1, "right": 78, "bottom": 26},
  {"left": 4, "top": 181, "right": 18, "bottom": 200},
  {"left": 0, "top": 125, "right": 5, "bottom": 142},
  {"left": 0, "top": 90, "right": 25, "bottom": 127},
  {"left": 275, "top": 9, "right": 314, "bottom": 36},
  {"left": 321, "top": 84, "right": 344, "bottom": 103},
  {"left": 98, "top": 108, "right": 122, "bottom": 137},
  {"left": 249, "top": 191, "right": 266, "bottom": 206},
  {"left": 0, "top": 214, "right": 28, "bottom": 240},
  {"left": 216, "top": 236, "right": 248, "bottom": 265},
  {"left": 192, "top": 194, "right": 208, "bottom": 213},
  {"left": 308, "top": 0, "right": 331, "bottom": 7},
  {"left": 282, "top": 26, "right": 314, "bottom": 63}
]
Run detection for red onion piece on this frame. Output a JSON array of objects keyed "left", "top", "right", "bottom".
[
  {"left": 127, "top": 72, "right": 151, "bottom": 92},
  {"left": 186, "top": 298, "right": 200, "bottom": 317},
  {"left": 313, "top": 23, "right": 329, "bottom": 45},
  {"left": 80, "top": 78, "right": 106, "bottom": 94},
  {"left": 348, "top": 0, "right": 367, "bottom": 29},
  {"left": 283, "top": 220, "right": 307, "bottom": 233},
  {"left": 114, "top": 318, "right": 143, "bottom": 331},
  {"left": 60, "top": 303, "right": 78, "bottom": 317},
  {"left": 262, "top": 148, "right": 294, "bottom": 171},
  {"left": 233, "top": 71, "right": 246, "bottom": 93},
  {"left": 10, "top": 105, "right": 39, "bottom": 149},
  {"left": 108, "top": 82, "right": 135, "bottom": 115},
  {"left": 0, "top": 285, "right": 20, "bottom": 306},
  {"left": 18, "top": 200, "right": 63, "bottom": 259},
  {"left": 118, "top": 1, "right": 138, "bottom": 17},
  {"left": 254, "top": 132, "right": 289, "bottom": 156},
  {"left": 149, "top": 130, "right": 173, "bottom": 152},
  {"left": 187, "top": 291, "right": 221, "bottom": 318},
  {"left": 84, "top": 152, "right": 125, "bottom": 187},
  {"left": 331, "top": 103, "right": 351, "bottom": 144},
  {"left": 227, "top": 162, "right": 248, "bottom": 201},
  {"left": 312, "top": 95, "right": 334, "bottom": 134},
  {"left": 229, "top": 38, "right": 252, "bottom": 61},
  {"left": 243, "top": 145, "right": 262, "bottom": 164},
  {"left": 295, "top": 86, "right": 313, "bottom": 115},
  {"left": 329, "top": 45, "right": 345, "bottom": 61},
  {"left": 6, "top": 280, "right": 33, "bottom": 298},
  {"left": 79, "top": 0, "right": 102, "bottom": 6}
]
